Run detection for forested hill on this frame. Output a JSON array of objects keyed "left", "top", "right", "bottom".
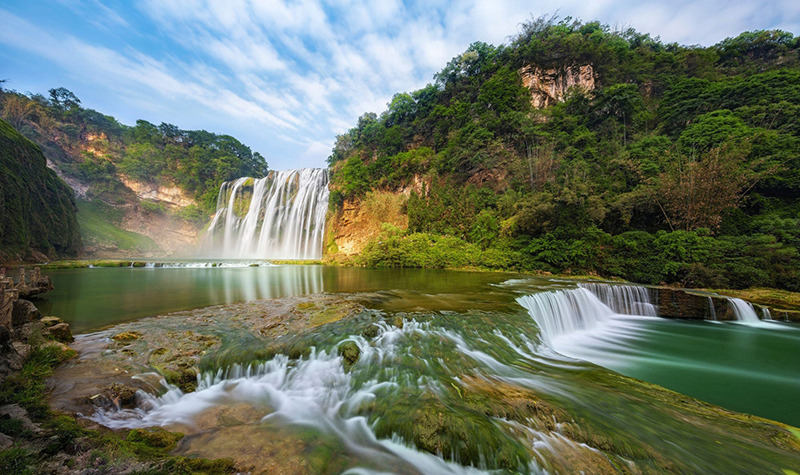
[
  {"left": 0, "top": 85, "right": 270, "bottom": 257},
  {"left": 0, "top": 86, "right": 269, "bottom": 213},
  {"left": 0, "top": 119, "right": 81, "bottom": 261},
  {"left": 328, "top": 18, "right": 800, "bottom": 291}
]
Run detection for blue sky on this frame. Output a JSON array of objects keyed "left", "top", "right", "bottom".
[{"left": 1, "top": 1, "right": 799, "bottom": 170}]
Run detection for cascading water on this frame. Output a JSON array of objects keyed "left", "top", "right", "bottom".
[
  {"left": 727, "top": 298, "right": 761, "bottom": 323},
  {"left": 517, "top": 284, "right": 659, "bottom": 359},
  {"left": 577, "top": 283, "right": 658, "bottom": 317},
  {"left": 516, "top": 288, "right": 616, "bottom": 346},
  {"left": 707, "top": 297, "right": 717, "bottom": 321},
  {"left": 200, "top": 168, "right": 329, "bottom": 259}
]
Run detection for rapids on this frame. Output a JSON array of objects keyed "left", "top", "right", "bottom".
[{"left": 42, "top": 269, "right": 800, "bottom": 473}]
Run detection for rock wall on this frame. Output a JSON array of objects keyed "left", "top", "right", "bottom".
[
  {"left": 326, "top": 190, "right": 411, "bottom": 257},
  {"left": 0, "top": 267, "right": 73, "bottom": 384},
  {"left": 120, "top": 176, "right": 197, "bottom": 208},
  {"left": 520, "top": 64, "right": 596, "bottom": 109},
  {"left": 656, "top": 287, "right": 800, "bottom": 322}
]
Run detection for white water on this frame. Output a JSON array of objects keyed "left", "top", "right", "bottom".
[
  {"left": 516, "top": 285, "right": 660, "bottom": 364},
  {"left": 90, "top": 324, "right": 486, "bottom": 474},
  {"left": 577, "top": 283, "right": 658, "bottom": 317},
  {"left": 727, "top": 298, "right": 761, "bottom": 324},
  {"left": 708, "top": 297, "right": 717, "bottom": 321},
  {"left": 200, "top": 168, "right": 329, "bottom": 259}
]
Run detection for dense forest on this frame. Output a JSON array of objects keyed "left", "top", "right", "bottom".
[
  {"left": 0, "top": 119, "right": 81, "bottom": 261},
  {"left": 0, "top": 85, "right": 269, "bottom": 214},
  {"left": 329, "top": 18, "right": 800, "bottom": 291}
]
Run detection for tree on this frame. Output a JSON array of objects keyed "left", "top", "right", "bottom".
[
  {"left": 653, "top": 141, "right": 771, "bottom": 231},
  {"left": 48, "top": 87, "right": 81, "bottom": 111}
]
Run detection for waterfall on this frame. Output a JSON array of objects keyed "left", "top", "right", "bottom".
[
  {"left": 727, "top": 298, "right": 761, "bottom": 323},
  {"left": 517, "top": 283, "right": 659, "bottom": 348},
  {"left": 200, "top": 169, "right": 329, "bottom": 259},
  {"left": 577, "top": 283, "right": 658, "bottom": 317},
  {"left": 707, "top": 297, "right": 717, "bottom": 321},
  {"left": 516, "top": 288, "right": 616, "bottom": 346},
  {"left": 761, "top": 307, "right": 773, "bottom": 321}
]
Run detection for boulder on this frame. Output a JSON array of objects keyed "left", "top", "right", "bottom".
[
  {"left": 0, "top": 404, "right": 43, "bottom": 435},
  {"left": 40, "top": 316, "right": 63, "bottom": 327},
  {"left": 11, "top": 299, "right": 40, "bottom": 326},
  {"left": 46, "top": 323, "right": 74, "bottom": 343}
]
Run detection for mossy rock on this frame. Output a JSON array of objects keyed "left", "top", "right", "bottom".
[
  {"left": 338, "top": 341, "right": 360, "bottom": 369},
  {"left": 127, "top": 427, "right": 183, "bottom": 450},
  {"left": 111, "top": 331, "right": 142, "bottom": 342}
]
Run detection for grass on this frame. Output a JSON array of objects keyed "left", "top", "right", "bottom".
[
  {"left": 708, "top": 287, "right": 800, "bottom": 311},
  {"left": 77, "top": 200, "right": 159, "bottom": 252}
]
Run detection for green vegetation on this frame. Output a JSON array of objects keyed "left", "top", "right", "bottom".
[
  {"left": 330, "top": 17, "right": 800, "bottom": 291},
  {"left": 0, "top": 119, "right": 81, "bottom": 261},
  {"left": 77, "top": 199, "right": 159, "bottom": 252},
  {"left": 0, "top": 87, "right": 269, "bottom": 213}
]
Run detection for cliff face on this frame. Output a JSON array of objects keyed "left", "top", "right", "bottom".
[
  {"left": 120, "top": 177, "right": 197, "bottom": 208},
  {"left": 326, "top": 190, "right": 409, "bottom": 257},
  {"left": 519, "top": 64, "right": 596, "bottom": 108},
  {"left": 0, "top": 120, "right": 81, "bottom": 262}
]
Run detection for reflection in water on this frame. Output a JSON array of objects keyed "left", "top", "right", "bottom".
[
  {"left": 38, "top": 265, "right": 324, "bottom": 333},
  {"left": 37, "top": 266, "right": 522, "bottom": 333}
]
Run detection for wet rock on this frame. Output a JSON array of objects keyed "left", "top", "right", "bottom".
[
  {"left": 46, "top": 323, "right": 74, "bottom": 343},
  {"left": 361, "top": 324, "right": 379, "bottom": 339},
  {"left": 111, "top": 331, "right": 142, "bottom": 342},
  {"left": 97, "top": 383, "right": 139, "bottom": 409},
  {"left": 657, "top": 288, "right": 732, "bottom": 320},
  {"left": 338, "top": 341, "right": 360, "bottom": 369},
  {"left": 11, "top": 299, "right": 40, "bottom": 326}
]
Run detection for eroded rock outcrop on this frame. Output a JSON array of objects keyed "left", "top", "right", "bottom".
[
  {"left": 0, "top": 267, "right": 73, "bottom": 383},
  {"left": 519, "top": 64, "right": 596, "bottom": 109}
]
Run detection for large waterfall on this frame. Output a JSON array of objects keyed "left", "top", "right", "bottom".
[{"left": 200, "top": 168, "right": 329, "bottom": 259}]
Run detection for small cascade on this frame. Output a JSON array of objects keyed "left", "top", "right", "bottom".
[
  {"left": 707, "top": 297, "right": 717, "bottom": 321},
  {"left": 516, "top": 288, "right": 616, "bottom": 346},
  {"left": 200, "top": 168, "right": 329, "bottom": 259},
  {"left": 577, "top": 283, "right": 658, "bottom": 317},
  {"left": 761, "top": 307, "right": 773, "bottom": 321},
  {"left": 727, "top": 298, "right": 761, "bottom": 323}
]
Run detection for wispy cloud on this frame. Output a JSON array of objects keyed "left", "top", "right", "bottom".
[{"left": 1, "top": 0, "right": 798, "bottom": 170}]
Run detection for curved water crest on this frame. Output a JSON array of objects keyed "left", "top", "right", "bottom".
[{"left": 200, "top": 168, "right": 329, "bottom": 259}]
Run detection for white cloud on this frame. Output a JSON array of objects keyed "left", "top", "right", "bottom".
[{"left": 2, "top": 1, "right": 799, "bottom": 170}]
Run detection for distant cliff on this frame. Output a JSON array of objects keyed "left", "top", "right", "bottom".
[{"left": 0, "top": 119, "right": 81, "bottom": 261}]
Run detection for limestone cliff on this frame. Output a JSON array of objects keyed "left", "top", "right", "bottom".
[
  {"left": 120, "top": 177, "right": 197, "bottom": 208},
  {"left": 519, "top": 64, "right": 596, "bottom": 109},
  {"left": 326, "top": 190, "right": 409, "bottom": 257}
]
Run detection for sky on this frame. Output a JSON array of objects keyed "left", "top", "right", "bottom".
[{"left": 1, "top": 1, "right": 799, "bottom": 170}]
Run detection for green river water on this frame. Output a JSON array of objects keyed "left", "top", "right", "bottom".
[{"left": 35, "top": 264, "right": 800, "bottom": 473}]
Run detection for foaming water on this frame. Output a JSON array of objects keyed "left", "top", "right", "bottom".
[
  {"left": 577, "top": 283, "right": 658, "bottom": 317},
  {"left": 91, "top": 323, "right": 492, "bottom": 473}
]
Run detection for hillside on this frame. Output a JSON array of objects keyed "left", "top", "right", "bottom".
[
  {"left": 327, "top": 18, "right": 800, "bottom": 291},
  {"left": 0, "top": 119, "right": 81, "bottom": 261},
  {"left": 0, "top": 86, "right": 270, "bottom": 257}
]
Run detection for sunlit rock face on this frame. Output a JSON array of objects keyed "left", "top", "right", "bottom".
[
  {"left": 520, "top": 64, "right": 596, "bottom": 108},
  {"left": 200, "top": 168, "right": 329, "bottom": 259}
]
